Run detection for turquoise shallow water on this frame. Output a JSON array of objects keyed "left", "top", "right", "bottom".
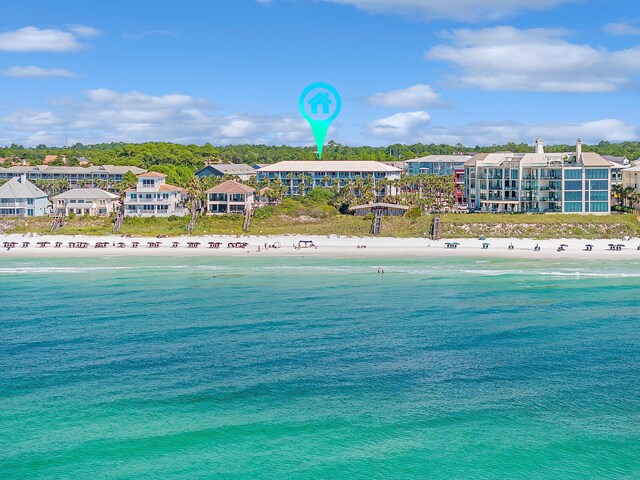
[{"left": 0, "top": 256, "right": 639, "bottom": 479}]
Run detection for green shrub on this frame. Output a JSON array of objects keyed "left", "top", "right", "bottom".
[
  {"left": 405, "top": 207, "right": 422, "bottom": 219},
  {"left": 68, "top": 212, "right": 76, "bottom": 220},
  {"left": 309, "top": 205, "right": 338, "bottom": 218},
  {"left": 364, "top": 212, "right": 374, "bottom": 220},
  {"left": 306, "top": 187, "right": 335, "bottom": 204},
  {"left": 254, "top": 206, "right": 273, "bottom": 219},
  {"left": 167, "top": 215, "right": 181, "bottom": 222}
]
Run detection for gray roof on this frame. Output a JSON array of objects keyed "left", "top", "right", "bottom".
[
  {"left": 602, "top": 155, "right": 628, "bottom": 165},
  {"left": 0, "top": 176, "right": 48, "bottom": 199},
  {"left": 0, "top": 164, "right": 146, "bottom": 175},
  {"left": 52, "top": 188, "right": 119, "bottom": 201},
  {"left": 197, "top": 164, "right": 257, "bottom": 176}
]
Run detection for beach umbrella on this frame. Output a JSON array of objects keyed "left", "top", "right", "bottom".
[{"left": 560, "top": 244, "right": 569, "bottom": 247}]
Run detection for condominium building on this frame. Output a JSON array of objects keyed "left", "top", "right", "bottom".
[
  {"left": 256, "top": 161, "right": 402, "bottom": 197},
  {"left": 464, "top": 140, "right": 611, "bottom": 214},
  {"left": 405, "top": 155, "right": 473, "bottom": 176},
  {"left": 0, "top": 164, "right": 146, "bottom": 186},
  {"left": 123, "top": 172, "right": 187, "bottom": 217}
]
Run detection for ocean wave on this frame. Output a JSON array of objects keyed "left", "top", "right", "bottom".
[{"left": 461, "top": 269, "right": 640, "bottom": 278}]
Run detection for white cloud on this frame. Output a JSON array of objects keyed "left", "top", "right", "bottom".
[
  {"left": 367, "top": 114, "right": 638, "bottom": 145},
  {"left": 323, "top": 0, "right": 577, "bottom": 21},
  {"left": 3, "top": 66, "right": 76, "bottom": 78},
  {"left": 425, "top": 26, "right": 640, "bottom": 92},
  {"left": 0, "top": 89, "right": 320, "bottom": 146},
  {"left": 367, "top": 84, "right": 444, "bottom": 108},
  {"left": 0, "top": 25, "right": 100, "bottom": 52},
  {"left": 603, "top": 22, "right": 640, "bottom": 36},
  {"left": 67, "top": 24, "right": 102, "bottom": 37},
  {"left": 368, "top": 111, "right": 432, "bottom": 138}
]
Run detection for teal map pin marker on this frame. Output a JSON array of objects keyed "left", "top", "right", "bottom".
[{"left": 299, "top": 82, "right": 341, "bottom": 159}]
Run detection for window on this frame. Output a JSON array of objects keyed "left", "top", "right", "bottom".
[
  {"left": 590, "top": 201, "right": 609, "bottom": 212},
  {"left": 565, "top": 169, "right": 582, "bottom": 179},
  {"left": 564, "top": 202, "right": 583, "bottom": 212},
  {"left": 590, "top": 180, "right": 608, "bottom": 191},
  {"left": 564, "top": 180, "right": 582, "bottom": 191},
  {"left": 27, "top": 198, "right": 34, "bottom": 205},
  {"left": 585, "top": 169, "right": 608, "bottom": 179},
  {"left": 590, "top": 191, "right": 608, "bottom": 201},
  {"left": 564, "top": 192, "right": 582, "bottom": 202},
  {"left": 142, "top": 179, "right": 155, "bottom": 187}
]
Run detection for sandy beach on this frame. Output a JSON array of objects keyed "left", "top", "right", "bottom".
[{"left": 0, "top": 233, "right": 639, "bottom": 260}]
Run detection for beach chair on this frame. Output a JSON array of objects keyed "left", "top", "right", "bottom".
[
  {"left": 21, "top": 242, "right": 30, "bottom": 248},
  {"left": 131, "top": 242, "right": 139, "bottom": 248},
  {"left": 117, "top": 242, "right": 126, "bottom": 248},
  {"left": 172, "top": 242, "right": 180, "bottom": 248},
  {"left": 55, "top": 242, "right": 63, "bottom": 248}
]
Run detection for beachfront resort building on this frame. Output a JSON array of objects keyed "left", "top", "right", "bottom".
[
  {"left": 206, "top": 180, "right": 255, "bottom": 214},
  {"left": 405, "top": 155, "right": 473, "bottom": 176},
  {"left": 0, "top": 165, "right": 146, "bottom": 187},
  {"left": 0, "top": 174, "right": 51, "bottom": 217},
  {"left": 52, "top": 188, "right": 120, "bottom": 216},
  {"left": 464, "top": 140, "right": 612, "bottom": 214},
  {"left": 195, "top": 163, "right": 257, "bottom": 181},
  {"left": 123, "top": 172, "right": 187, "bottom": 217},
  {"left": 256, "top": 161, "right": 402, "bottom": 197}
]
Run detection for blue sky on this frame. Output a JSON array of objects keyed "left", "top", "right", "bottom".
[{"left": 1, "top": 0, "right": 639, "bottom": 147}]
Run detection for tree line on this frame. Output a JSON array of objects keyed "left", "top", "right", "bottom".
[{"left": 1, "top": 140, "right": 639, "bottom": 170}]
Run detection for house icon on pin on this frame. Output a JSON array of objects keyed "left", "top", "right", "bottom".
[{"left": 308, "top": 91, "right": 333, "bottom": 115}]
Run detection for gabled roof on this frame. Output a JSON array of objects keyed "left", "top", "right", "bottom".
[
  {"left": 137, "top": 172, "right": 167, "bottom": 178},
  {"left": 0, "top": 176, "right": 48, "bottom": 199},
  {"left": 196, "top": 164, "right": 257, "bottom": 176},
  {"left": 206, "top": 180, "right": 255, "bottom": 194},
  {"left": 257, "top": 161, "right": 402, "bottom": 173},
  {"left": 159, "top": 184, "right": 187, "bottom": 192},
  {"left": 52, "top": 188, "right": 119, "bottom": 201}
]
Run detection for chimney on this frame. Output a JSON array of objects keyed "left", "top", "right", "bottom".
[
  {"left": 535, "top": 138, "right": 544, "bottom": 154},
  {"left": 576, "top": 138, "right": 582, "bottom": 159},
  {"left": 19, "top": 173, "right": 26, "bottom": 184}
]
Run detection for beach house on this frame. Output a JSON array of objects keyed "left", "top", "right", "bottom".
[
  {"left": 464, "top": 139, "right": 612, "bottom": 214},
  {"left": 256, "top": 161, "right": 402, "bottom": 197},
  {"left": 123, "top": 172, "right": 187, "bottom": 217},
  {"left": 206, "top": 180, "right": 255, "bottom": 214},
  {"left": 52, "top": 188, "right": 120, "bottom": 216},
  {"left": 195, "top": 163, "right": 257, "bottom": 181},
  {"left": 0, "top": 174, "right": 51, "bottom": 217},
  {"left": 622, "top": 166, "right": 640, "bottom": 193}
]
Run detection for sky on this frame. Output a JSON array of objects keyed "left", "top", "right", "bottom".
[{"left": 1, "top": 0, "right": 640, "bottom": 147}]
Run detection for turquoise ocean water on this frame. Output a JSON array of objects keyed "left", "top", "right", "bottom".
[{"left": 1, "top": 256, "right": 639, "bottom": 479}]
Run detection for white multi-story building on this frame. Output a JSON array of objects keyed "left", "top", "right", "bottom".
[
  {"left": 465, "top": 140, "right": 612, "bottom": 214},
  {"left": 52, "top": 188, "right": 120, "bottom": 216},
  {"left": 124, "top": 172, "right": 187, "bottom": 217},
  {"left": 256, "top": 161, "right": 402, "bottom": 197},
  {"left": 0, "top": 164, "right": 146, "bottom": 186}
]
